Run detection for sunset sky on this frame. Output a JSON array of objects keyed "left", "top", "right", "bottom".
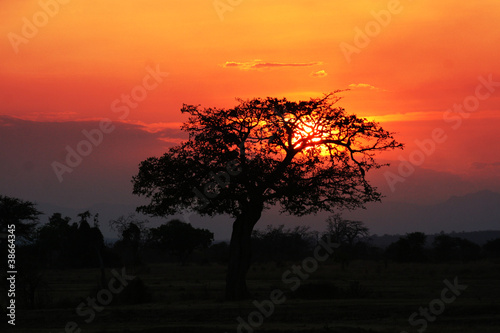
[{"left": 1, "top": 0, "right": 499, "bottom": 238}]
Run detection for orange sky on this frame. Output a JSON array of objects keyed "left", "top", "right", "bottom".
[
  {"left": 2, "top": 0, "right": 499, "bottom": 119},
  {"left": 1, "top": 0, "right": 500, "bottom": 207}
]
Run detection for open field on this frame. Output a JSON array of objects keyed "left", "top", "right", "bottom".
[{"left": 6, "top": 259, "right": 500, "bottom": 333}]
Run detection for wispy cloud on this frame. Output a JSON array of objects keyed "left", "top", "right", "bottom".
[
  {"left": 364, "top": 111, "right": 446, "bottom": 123},
  {"left": 13, "top": 111, "right": 79, "bottom": 122},
  {"left": 311, "top": 70, "right": 327, "bottom": 78},
  {"left": 121, "top": 119, "right": 183, "bottom": 133},
  {"left": 223, "top": 59, "right": 321, "bottom": 70},
  {"left": 471, "top": 162, "right": 500, "bottom": 170},
  {"left": 348, "top": 83, "right": 386, "bottom": 91},
  {"left": 0, "top": 115, "right": 186, "bottom": 144},
  {"left": 122, "top": 120, "right": 187, "bottom": 143}
]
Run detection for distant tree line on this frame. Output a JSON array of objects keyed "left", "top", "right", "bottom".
[
  {"left": 2, "top": 195, "right": 500, "bottom": 308},
  {"left": 3, "top": 195, "right": 500, "bottom": 270}
]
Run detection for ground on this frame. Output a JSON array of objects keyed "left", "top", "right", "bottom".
[{"left": 5, "top": 259, "right": 500, "bottom": 332}]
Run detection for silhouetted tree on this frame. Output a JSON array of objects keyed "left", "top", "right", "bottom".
[
  {"left": 16, "top": 243, "right": 48, "bottom": 309},
  {"left": 454, "top": 237, "right": 481, "bottom": 261},
  {"left": 322, "top": 214, "right": 370, "bottom": 269},
  {"left": 72, "top": 211, "right": 104, "bottom": 267},
  {"left": 324, "top": 214, "right": 369, "bottom": 246},
  {"left": 132, "top": 93, "right": 402, "bottom": 299},
  {"left": 252, "top": 225, "right": 314, "bottom": 264},
  {"left": 37, "top": 213, "right": 73, "bottom": 267},
  {"left": 0, "top": 196, "right": 44, "bottom": 308},
  {"left": 148, "top": 219, "right": 214, "bottom": 265},
  {"left": 37, "top": 212, "right": 108, "bottom": 277},
  {"left": 0, "top": 195, "right": 41, "bottom": 244},
  {"left": 71, "top": 211, "right": 106, "bottom": 287},
  {"left": 110, "top": 214, "right": 149, "bottom": 266},
  {"left": 207, "top": 241, "right": 230, "bottom": 264},
  {"left": 432, "top": 233, "right": 481, "bottom": 262},
  {"left": 483, "top": 238, "right": 500, "bottom": 258},
  {"left": 386, "top": 232, "right": 428, "bottom": 262}
]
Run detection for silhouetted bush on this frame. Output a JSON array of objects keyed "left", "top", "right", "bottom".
[
  {"left": 37, "top": 212, "right": 106, "bottom": 269},
  {"left": 484, "top": 238, "right": 500, "bottom": 258},
  {"left": 207, "top": 241, "right": 230, "bottom": 264},
  {"left": 252, "top": 225, "right": 315, "bottom": 264},
  {"left": 146, "top": 220, "right": 214, "bottom": 265},
  {"left": 432, "top": 234, "right": 481, "bottom": 262},
  {"left": 386, "top": 232, "right": 428, "bottom": 262}
]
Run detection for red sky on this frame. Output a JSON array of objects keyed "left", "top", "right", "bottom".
[{"left": 1, "top": 0, "right": 500, "bottom": 237}]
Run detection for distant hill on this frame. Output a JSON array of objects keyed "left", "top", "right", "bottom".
[
  {"left": 344, "top": 190, "right": 500, "bottom": 235},
  {"left": 369, "top": 230, "right": 500, "bottom": 248},
  {"left": 33, "top": 190, "right": 500, "bottom": 242}
]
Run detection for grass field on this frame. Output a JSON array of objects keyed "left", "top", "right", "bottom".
[{"left": 7, "top": 259, "right": 500, "bottom": 333}]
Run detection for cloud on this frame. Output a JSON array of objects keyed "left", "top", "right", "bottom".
[
  {"left": 348, "top": 83, "right": 385, "bottom": 91},
  {"left": 118, "top": 120, "right": 187, "bottom": 144},
  {"left": 21, "top": 111, "right": 79, "bottom": 122},
  {"left": 470, "top": 162, "right": 500, "bottom": 170},
  {"left": 0, "top": 116, "right": 182, "bottom": 208},
  {"left": 0, "top": 113, "right": 80, "bottom": 123},
  {"left": 223, "top": 59, "right": 321, "bottom": 70},
  {"left": 311, "top": 70, "right": 327, "bottom": 78},
  {"left": 121, "top": 119, "right": 183, "bottom": 133},
  {"left": 0, "top": 116, "right": 186, "bottom": 147}
]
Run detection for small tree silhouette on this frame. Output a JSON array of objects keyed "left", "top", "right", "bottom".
[
  {"left": 148, "top": 220, "right": 214, "bottom": 265},
  {"left": 0, "top": 195, "right": 41, "bottom": 244},
  {"left": 387, "top": 232, "right": 428, "bottom": 262},
  {"left": 323, "top": 214, "right": 369, "bottom": 269},
  {"left": 110, "top": 214, "right": 149, "bottom": 266}
]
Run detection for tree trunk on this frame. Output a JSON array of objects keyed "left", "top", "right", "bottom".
[{"left": 225, "top": 205, "right": 262, "bottom": 300}]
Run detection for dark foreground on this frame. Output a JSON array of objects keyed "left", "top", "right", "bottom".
[{"left": 3, "top": 260, "right": 500, "bottom": 333}]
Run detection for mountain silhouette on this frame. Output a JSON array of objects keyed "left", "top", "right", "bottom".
[{"left": 345, "top": 190, "right": 500, "bottom": 234}]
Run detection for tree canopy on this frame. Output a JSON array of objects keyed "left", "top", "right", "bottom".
[
  {"left": 324, "top": 214, "right": 369, "bottom": 247},
  {"left": 386, "top": 232, "right": 428, "bottom": 262},
  {"left": 148, "top": 219, "right": 214, "bottom": 265},
  {"left": 133, "top": 93, "right": 402, "bottom": 218},
  {"left": 0, "top": 195, "right": 42, "bottom": 243}
]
